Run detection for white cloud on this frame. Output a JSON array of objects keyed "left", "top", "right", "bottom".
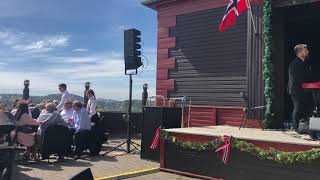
[
  {"left": 0, "top": 29, "right": 24, "bottom": 46},
  {"left": 0, "top": 29, "right": 69, "bottom": 54},
  {"left": 12, "top": 34, "right": 69, "bottom": 53},
  {"left": 49, "top": 57, "right": 124, "bottom": 79},
  {"left": 60, "top": 56, "right": 100, "bottom": 63},
  {"left": 72, "top": 48, "right": 88, "bottom": 52},
  {"left": 0, "top": 71, "right": 57, "bottom": 95}
]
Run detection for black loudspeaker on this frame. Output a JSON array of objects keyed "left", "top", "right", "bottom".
[
  {"left": 141, "top": 107, "right": 182, "bottom": 162},
  {"left": 69, "top": 168, "right": 94, "bottom": 180},
  {"left": 124, "top": 29, "right": 142, "bottom": 71}
]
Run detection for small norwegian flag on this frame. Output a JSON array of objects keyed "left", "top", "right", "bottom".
[
  {"left": 149, "top": 126, "right": 161, "bottom": 150},
  {"left": 219, "top": 0, "right": 249, "bottom": 32},
  {"left": 215, "top": 135, "right": 232, "bottom": 165}
]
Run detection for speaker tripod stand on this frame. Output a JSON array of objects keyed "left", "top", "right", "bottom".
[{"left": 103, "top": 73, "right": 141, "bottom": 156}]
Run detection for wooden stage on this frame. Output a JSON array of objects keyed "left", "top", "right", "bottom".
[
  {"left": 160, "top": 126, "right": 320, "bottom": 180},
  {"left": 165, "top": 126, "right": 320, "bottom": 150}
]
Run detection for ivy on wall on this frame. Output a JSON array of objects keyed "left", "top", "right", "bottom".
[{"left": 262, "top": 0, "right": 274, "bottom": 128}]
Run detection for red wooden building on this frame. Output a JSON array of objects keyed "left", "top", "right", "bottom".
[{"left": 143, "top": 0, "right": 320, "bottom": 128}]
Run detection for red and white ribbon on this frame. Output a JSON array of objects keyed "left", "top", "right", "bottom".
[
  {"left": 215, "top": 135, "right": 232, "bottom": 165},
  {"left": 149, "top": 126, "right": 161, "bottom": 150}
]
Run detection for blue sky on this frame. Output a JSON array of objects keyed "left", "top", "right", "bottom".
[{"left": 0, "top": 0, "right": 157, "bottom": 100}]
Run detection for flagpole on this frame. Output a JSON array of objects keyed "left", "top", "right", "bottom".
[{"left": 246, "top": 0, "right": 257, "bottom": 34}]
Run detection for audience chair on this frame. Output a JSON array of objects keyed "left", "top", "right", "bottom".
[
  {"left": 40, "top": 125, "right": 72, "bottom": 162},
  {"left": 14, "top": 125, "right": 38, "bottom": 162}
]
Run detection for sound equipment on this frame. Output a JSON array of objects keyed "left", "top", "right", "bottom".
[
  {"left": 104, "top": 29, "right": 143, "bottom": 155},
  {"left": 104, "top": 62, "right": 141, "bottom": 156},
  {"left": 141, "top": 107, "right": 182, "bottom": 161},
  {"left": 69, "top": 168, "right": 94, "bottom": 180},
  {"left": 124, "top": 29, "right": 142, "bottom": 71},
  {"left": 309, "top": 117, "right": 320, "bottom": 131}
]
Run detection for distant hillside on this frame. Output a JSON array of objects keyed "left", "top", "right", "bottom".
[
  {"left": 96, "top": 99, "right": 142, "bottom": 112},
  {"left": 0, "top": 94, "right": 142, "bottom": 112},
  {"left": 0, "top": 94, "right": 83, "bottom": 105}
]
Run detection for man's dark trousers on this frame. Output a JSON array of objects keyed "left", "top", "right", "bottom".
[{"left": 291, "top": 94, "right": 313, "bottom": 130}]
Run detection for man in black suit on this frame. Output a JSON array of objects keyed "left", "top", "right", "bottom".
[{"left": 288, "top": 44, "right": 314, "bottom": 130}]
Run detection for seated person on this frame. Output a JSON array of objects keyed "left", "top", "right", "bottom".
[
  {"left": 11, "top": 102, "right": 39, "bottom": 160},
  {"left": 11, "top": 100, "right": 32, "bottom": 116},
  {"left": 39, "top": 100, "right": 59, "bottom": 116},
  {"left": 60, "top": 100, "right": 74, "bottom": 125},
  {"left": 53, "top": 100, "right": 59, "bottom": 110},
  {"left": 70, "top": 101, "right": 91, "bottom": 156},
  {"left": 37, "top": 103, "right": 68, "bottom": 135},
  {"left": 37, "top": 103, "right": 69, "bottom": 160},
  {"left": 71, "top": 101, "right": 91, "bottom": 133}
]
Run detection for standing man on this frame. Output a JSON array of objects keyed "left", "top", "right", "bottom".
[
  {"left": 288, "top": 44, "right": 314, "bottom": 130},
  {"left": 57, "top": 83, "right": 72, "bottom": 111},
  {"left": 83, "top": 82, "right": 90, "bottom": 107},
  {"left": 23, "top": 80, "right": 30, "bottom": 101}
]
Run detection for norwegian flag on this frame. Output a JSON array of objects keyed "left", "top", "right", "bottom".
[
  {"left": 149, "top": 127, "right": 161, "bottom": 150},
  {"left": 219, "top": 0, "right": 249, "bottom": 32},
  {"left": 215, "top": 135, "right": 232, "bottom": 165}
]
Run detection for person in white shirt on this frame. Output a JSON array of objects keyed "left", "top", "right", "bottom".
[
  {"left": 71, "top": 101, "right": 91, "bottom": 132},
  {"left": 57, "top": 83, "right": 71, "bottom": 111},
  {"left": 86, "top": 89, "right": 98, "bottom": 123},
  {"left": 60, "top": 100, "right": 74, "bottom": 123}
]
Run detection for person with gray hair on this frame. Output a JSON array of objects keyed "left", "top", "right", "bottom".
[
  {"left": 288, "top": 44, "right": 314, "bottom": 131},
  {"left": 37, "top": 103, "right": 68, "bottom": 135}
]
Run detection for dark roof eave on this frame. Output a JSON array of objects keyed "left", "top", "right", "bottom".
[
  {"left": 141, "top": 0, "right": 162, "bottom": 10},
  {"left": 142, "top": 0, "right": 161, "bottom": 5},
  {"left": 142, "top": 0, "right": 176, "bottom": 10}
]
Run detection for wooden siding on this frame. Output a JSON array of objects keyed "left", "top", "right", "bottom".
[
  {"left": 155, "top": 0, "right": 228, "bottom": 99},
  {"left": 157, "top": 0, "right": 228, "bottom": 17},
  {"left": 273, "top": 0, "right": 320, "bottom": 7},
  {"left": 152, "top": 0, "right": 264, "bottom": 128},
  {"left": 145, "top": 0, "right": 264, "bottom": 10},
  {"left": 247, "top": 5, "right": 264, "bottom": 107},
  {"left": 182, "top": 106, "right": 260, "bottom": 128},
  {"left": 168, "top": 7, "right": 248, "bottom": 106},
  {"left": 183, "top": 106, "right": 217, "bottom": 127}
]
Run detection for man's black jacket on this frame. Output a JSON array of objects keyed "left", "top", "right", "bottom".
[{"left": 288, "top": 57, "right": 314, "bottom": 95}]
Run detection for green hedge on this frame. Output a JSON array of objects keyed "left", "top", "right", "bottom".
[{"left": 262, "top": 0, "right": 274, "bottom": 128}]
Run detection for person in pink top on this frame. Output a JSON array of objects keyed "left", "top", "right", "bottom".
[{"left": 11, "top": 102, "right": 39, "bottom": 160}]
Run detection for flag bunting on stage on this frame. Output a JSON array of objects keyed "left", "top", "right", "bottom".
[
  {"left": 150, "top": 126, "right": 161, "bottom": 149},
  {"left": 219, "top": 0, "right": 249, "bottom": 32},
  {"left": 215, "top": 135, "right": 232, "bottom": 165}
]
